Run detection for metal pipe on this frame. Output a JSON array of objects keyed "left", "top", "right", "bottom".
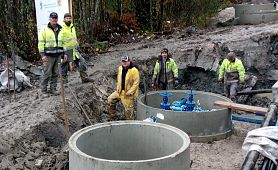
[
  {"left": 236, "top": 89, "right": 272, "bottom": 95},
  {"left": 260, "top": 115, "right": 278, "bottom": 170},
  {"left": 241, "top": 97, "right": 278, "bottom": 170}
]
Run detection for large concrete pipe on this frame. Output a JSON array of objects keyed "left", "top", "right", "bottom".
[
  {"left": 234, "top": 3, "right": 278, "bottom": 24},
  {"left": 69, "top": 121, "right": 190, "bottom": 170},
  {"left": 137, "top": 90, "right": 232, "bottom": 142}
]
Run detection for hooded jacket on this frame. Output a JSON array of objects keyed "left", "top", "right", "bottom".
[
  {"left": 60, "top": 23, "right": 79, "bottom": 60},
  {"left": 38, "top": 23, "right": 64, "bottom": 57},
  {"left": 152, "top": 55, "right": 178, "bottom": 85},
  {"left": 116, "top": 63, "right": 140, "bottom": 97},
  {"left": 218, "top": 58, "right": 245, "bottom": 83}
]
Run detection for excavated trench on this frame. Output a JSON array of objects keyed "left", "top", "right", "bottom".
[
  {"left": 3, "top": 20, "right": 278, "bottom": 169},
  {"left": 0, "top": 60, "right": 275, "bottom": 169},
  {"left": 0, "top": 57, "right": 275, "bottom": 169}
]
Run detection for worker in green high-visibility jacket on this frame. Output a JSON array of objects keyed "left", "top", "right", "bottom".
[
  {"left": 218, "top": 51, "right": 245, "bottom": 100},
  {"left": 38, "top": 12, "right": 66, "bottom": 97},
  {"left": 152, "top": 48, "right": 179, "bottom": 90}
]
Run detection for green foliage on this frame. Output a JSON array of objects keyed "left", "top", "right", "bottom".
[
  {"left": 0, "top": 0, "right": 38, "bottom": 62},
  {"left": 0, "top": 0, "right": 242, "bottom": 61}
]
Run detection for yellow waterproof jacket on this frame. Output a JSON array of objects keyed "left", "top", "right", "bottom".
[
  {"left": 218, "top": 58, "right": 245, "bottom": 82},
  {"left": 38, "top": 23, "right": 64, "bottom": 57},
  {"left": 60, "top": 23, "right": 79, "bottom": 60},
  {"left": 117, "top": 64, "right": 140, "bottom": 97},
  {"left": 152, "top": 58, "right": 178, "bottom": 83}
]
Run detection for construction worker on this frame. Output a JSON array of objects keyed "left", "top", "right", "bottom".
[
  {"left": 152, "top": 48, "right": 179, "bottom": 90},
  {"left": 107, "top": 56, "right": 140, "bottom": 120},
  {"left": 218, "top": 51, "right": 245, "bottom": 100},
  {"left": 60, "top": 13, "right": 91, "bottom": 83},
  {"left": 38, "top": 12, "right": 66, "bottom": 97}
]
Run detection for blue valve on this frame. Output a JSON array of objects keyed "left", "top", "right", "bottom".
[
  {"left": 185, "top": 89, "right": 196, "bottom": 111},
  {"left": 172, "top": 98, "right": 187, "bottom": 107},
  {"left": 160, "top": 92, "right": 173, "bottom": 110}
]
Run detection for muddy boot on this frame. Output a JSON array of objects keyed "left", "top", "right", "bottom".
[
  {"left": 108, "top": 104, "right": 117, "bottom": 120},
  {"left": 124, "top": 109, "right": 135, "bottom": 120},
  {"left": 50, "top": 89, "right": 60, "bottom": 96}
]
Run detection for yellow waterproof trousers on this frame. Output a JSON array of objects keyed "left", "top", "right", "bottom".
[{"left": 107, "top": 91, "right": 135, "bottom": 120}]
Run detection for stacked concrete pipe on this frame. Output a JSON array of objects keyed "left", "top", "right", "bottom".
[
  {"left": 69, "top": 121, "right": 191, "bottom": 170},
  {"left": 137, "top": 90, "right": 232, "bottom": 142},
  {"left": 234, "top": 3, "right": 278, "bottom": 24}
]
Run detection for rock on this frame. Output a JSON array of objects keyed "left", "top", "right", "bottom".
[
  {"left": 209, "top": 7, "right": 236, "bottom": 27},
  {"left": 182, "top": 42, "right": 222, "bottom": 71},
  {"left": 35, "top": 159, "right": 43, "bottom": 167},
  {"left": 0, "top": 145, "right": 10, "bottom": 154},
  {"left": 31, "top": 141, "right": 46, "bottom": 150},
  {"left": 14, "top": 55, "right": 31, "bottom": 70},
  {"left": 29, "top": 65, "right": 43, "bottom": 76}
]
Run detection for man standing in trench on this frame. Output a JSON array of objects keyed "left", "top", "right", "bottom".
[
  {"left": 38, "top": 12, "right": 66, "bottom": 97},
  {"left": 60, "top": 13, "right": 91, "bottom": 83},
  {"left": 152, "top": 48, "right": 179, "bottom": 90},
  {"left": 107, "top": 56, "right": 140, "bottom": 120},
  {"left": 218, "top": 51, "right": 245, "bottom": 101}
]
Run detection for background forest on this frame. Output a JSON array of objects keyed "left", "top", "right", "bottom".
[{"left": 0, "top": 0, "right": 242, "bottom": 61}]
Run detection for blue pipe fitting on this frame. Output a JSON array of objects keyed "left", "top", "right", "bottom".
[{"left": 160, "top": 92, "right": 173, "bottom": 110}]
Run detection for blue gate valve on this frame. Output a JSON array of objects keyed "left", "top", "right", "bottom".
[
  {"left": 160, "top": 92, "right": 173, "bottom": 110},
  {"left": 185, "top": 89, "right": 196, "bottom": 111}
]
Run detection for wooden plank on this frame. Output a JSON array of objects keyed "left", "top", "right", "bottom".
[{"left": 214, "top": 100, "right": 268, "bottom": 114}]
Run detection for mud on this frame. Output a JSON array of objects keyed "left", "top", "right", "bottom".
[{"left": 1, "top": 12, "right": 278, "bottom": 169}]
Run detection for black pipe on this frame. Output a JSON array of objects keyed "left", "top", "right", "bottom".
[
  {"left": 241, "top": 98, "right": 278, "bottom": 170},
  {"left": 237, "top": 89, "right": 272, "bottom": 95}
]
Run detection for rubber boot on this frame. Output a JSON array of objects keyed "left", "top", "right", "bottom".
[
  {"left": 108, "top": 104, "right": 117, "bottom": 120},
  {"left": 124, "top": 109, "right": 135, "bottom": 120}
]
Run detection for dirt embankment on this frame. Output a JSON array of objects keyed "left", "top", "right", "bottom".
[{"left": 1, "top": 18, "right": 278, "bottom": 169}]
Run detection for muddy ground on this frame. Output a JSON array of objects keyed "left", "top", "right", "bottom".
[{"left": 1, "top": 10, "right": 278, "bottom": 170}]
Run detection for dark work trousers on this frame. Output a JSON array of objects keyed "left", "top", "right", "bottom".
[
  {"left": 224, "top": 82, "right": 238, "bottom": 99},
  {"left": 41, "top": 56, "right": 61, "bottom": 92}
]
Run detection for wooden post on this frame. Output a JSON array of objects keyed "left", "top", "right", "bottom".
[
  {"left": 6, "top": 56, "right": 11, "bottom": 103},
  {"left": 68, "top": 0, "right": 73, "bottom": 16},
  {"left": 58, "top": 63, "right": 70, "bottom": 138}
]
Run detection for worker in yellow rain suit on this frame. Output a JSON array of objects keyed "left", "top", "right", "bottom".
[
  {"left": 218, "top": 51, "right": 245, "bottom": 100},
  {"left": 108, "top": 55, "right": 140, "bottom": 120}
]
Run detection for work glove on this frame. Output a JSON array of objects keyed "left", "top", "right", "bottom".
[
  {"left": 125, "top": 91, "right": 133, "bottom": 96},
  {"left": 218, "top": 78, "right": 224, "bottom": 83},
  {"left": 174, "top": 79, "right": 179, "bottom": 85},
  {"left": 151, "top": 82, "right": 157, "bottom": 91},
  {"left": 42, "top": 56, "right": 48, "bottom": 63}
]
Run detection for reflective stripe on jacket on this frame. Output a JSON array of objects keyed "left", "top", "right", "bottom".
[
  {"left": 152, "top": 58, "right": 178, "bottom": 83},
  {"left": 61, "top": 23, "right": 79, "bottom": 60},
  {"left": 218, "top": 58, "right": 245, "bottom": 82},
  {"left": 116, "top": 66, "right": 140, "bottom": 97},
  {"left": 38, "top": 23, "right": 64, "bottom": 57}
]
